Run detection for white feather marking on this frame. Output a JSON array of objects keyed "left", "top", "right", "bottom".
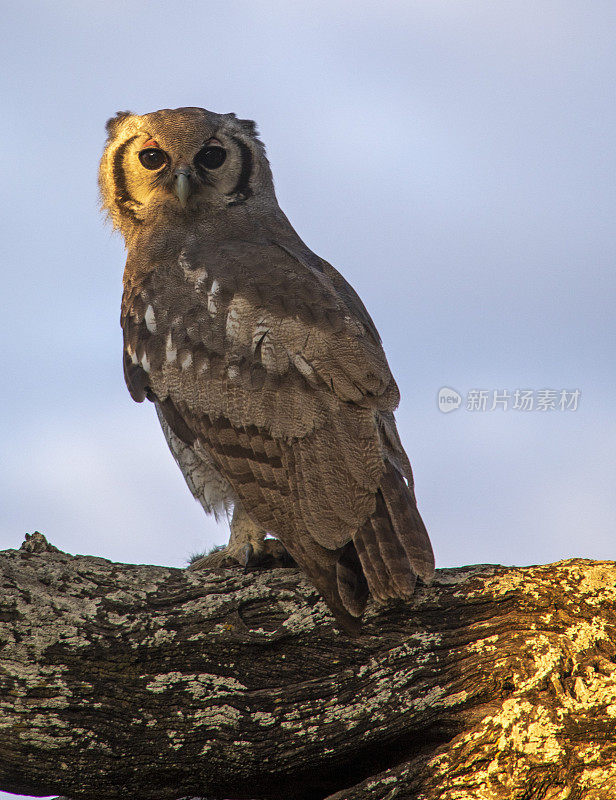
[
  {"left": 181, "top": 352, "right": 193, "bottom": 370},
  {"left": 144, "top": 305, "right": 157, "bottom": 333},
  {"left": 194, "top": 269, "right": 208, "bottom": 290},
  {"left": 293, "top": 353, "right": 316, "bottom": 381},
  {"left": 166, "top": 332, "right": 177, "bottom": 362},
  {"left": 225, "top": 306, "right": 240, "bottom": 340},
  {"left": 207, "top": 279, "right": 220, "bottom": 315},
  {"left": 260, "top": 344, "right": 275, "bottom": 371},
  {"left": 140, "top": 352, "right": 150, "bottom": 373},
  {"left": 227, "top": 365, "right": 240, "bottom": 380}
]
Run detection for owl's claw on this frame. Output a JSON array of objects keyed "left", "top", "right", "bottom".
[
  {"left": 188, "top": 538, "right": 295, "bottom": 573},
  {"left": 243, "top": 538, "right": 295, "bottom": 569}
]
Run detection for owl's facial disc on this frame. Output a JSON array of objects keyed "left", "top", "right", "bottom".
[
  {"left": 129, "top": 130, "right": 248, "bottom": 214},
  {"left": 100, "top": 109, "right": 272, "bottom": 232}
]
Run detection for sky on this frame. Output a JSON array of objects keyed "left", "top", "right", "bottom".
[{"left": 0, "top": 1, "right": 614, "bottom": 797}]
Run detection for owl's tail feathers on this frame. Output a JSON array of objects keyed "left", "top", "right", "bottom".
[
  {"left": 283, "top": 462, "right": 434, "bottom": 634},
  {"left": 335, "top": 541, "right": 370, "bottom": 617},
  {"left": 350, "top": 463, "right": 435, "bottom": 605}
]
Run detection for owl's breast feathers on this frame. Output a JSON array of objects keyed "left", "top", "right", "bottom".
[{"left": 121, "top": 239, "right": 434, "bottom": 631}]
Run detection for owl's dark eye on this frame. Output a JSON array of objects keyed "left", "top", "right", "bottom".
[
  {"left": 194, "top": 146, "right": 227, "bottom": 170},
  {"left": 138, "top": 148, "right": 168, "bottom": 170}
]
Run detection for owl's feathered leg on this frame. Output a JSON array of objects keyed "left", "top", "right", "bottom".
[{"left": 188, "top": 503, "right": 293, "bottom": 571}]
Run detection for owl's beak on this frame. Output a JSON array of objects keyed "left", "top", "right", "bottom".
[{"left": 174, "top": 170, "right": 191, "bottom": 209}]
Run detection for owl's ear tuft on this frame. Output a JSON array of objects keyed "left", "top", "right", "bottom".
[
  {"left": 106, "top": 111, "right": 133, "bottom": 138},
  {"left": 225, "top": 113, "right": 259, "bottom": 138},
  {"left": 237, "top": 118, "right": 259, "bottom": 138}
]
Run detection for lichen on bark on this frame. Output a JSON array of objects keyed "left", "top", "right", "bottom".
[{"left": 1, "top": 532, "right": 615, "bottom": 799}]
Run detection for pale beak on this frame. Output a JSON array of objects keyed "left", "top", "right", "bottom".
[{"left": 174, "top": 170, "right": 190, "bottom": 208}]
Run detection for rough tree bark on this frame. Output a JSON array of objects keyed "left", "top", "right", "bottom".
[{"left": 1, "top": 532, "right": 615, "bottom": 800}]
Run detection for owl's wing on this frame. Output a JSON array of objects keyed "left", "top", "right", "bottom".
[
  {"left": 122, "top": 240, "right": 433, "bottom": 629},
  {"left": 123, "top": 239, "right": 400, "bottom": 429},
  {"left": 208, "top": 238, "right": 402, "bottom": 415}
]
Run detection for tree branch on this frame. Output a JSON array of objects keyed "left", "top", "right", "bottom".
[{"left": 1, "top": 532, "right": 615, "bottom": 799}]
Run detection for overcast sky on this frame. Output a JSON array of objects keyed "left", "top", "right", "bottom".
[{"left": 1, "top": 2, "right": 614, "bottom": 797}]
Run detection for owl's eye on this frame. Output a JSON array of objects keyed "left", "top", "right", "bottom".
[
  {"left": 138, "top": 148, "right": 168, "bottom": 170},
  {"left": 194, "top": 146, "right": 227, "bottom": 170}
]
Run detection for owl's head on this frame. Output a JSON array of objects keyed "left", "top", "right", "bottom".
[{"left": 99, "top": 107, "right": 275, "bottom": 238}]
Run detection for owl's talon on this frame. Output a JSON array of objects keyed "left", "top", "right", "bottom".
[
  {"left": 238, "top": 538, "right": 294, "bottom": 569},
  {"left": 188, "top": 537, "right": 294, "bottom": 573},
  {"left": 254, "top": 538, "right": 295, "bottom": 568}
]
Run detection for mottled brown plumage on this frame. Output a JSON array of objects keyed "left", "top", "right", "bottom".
[{"left": 99, "top": 107, "right": 434, "bottom": 631}]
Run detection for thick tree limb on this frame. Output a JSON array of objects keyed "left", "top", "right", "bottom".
[{"left": 1, "top": 532, "right": 616, "bottom": 800}]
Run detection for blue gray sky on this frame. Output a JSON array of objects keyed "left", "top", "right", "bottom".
[{"left": 1, "top": 2, "right": 614, "bottom": 796}]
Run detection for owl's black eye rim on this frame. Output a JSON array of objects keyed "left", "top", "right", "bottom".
[
  {"left": 194, "top": 146, "right": 227, "bottom": 171},
  {"left": 138, "top": 148, "right": 169, "bottom": 170}
]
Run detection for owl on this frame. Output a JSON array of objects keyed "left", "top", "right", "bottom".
[{"left": 99, "top": 107, "right": 434, "bottom": 633}]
